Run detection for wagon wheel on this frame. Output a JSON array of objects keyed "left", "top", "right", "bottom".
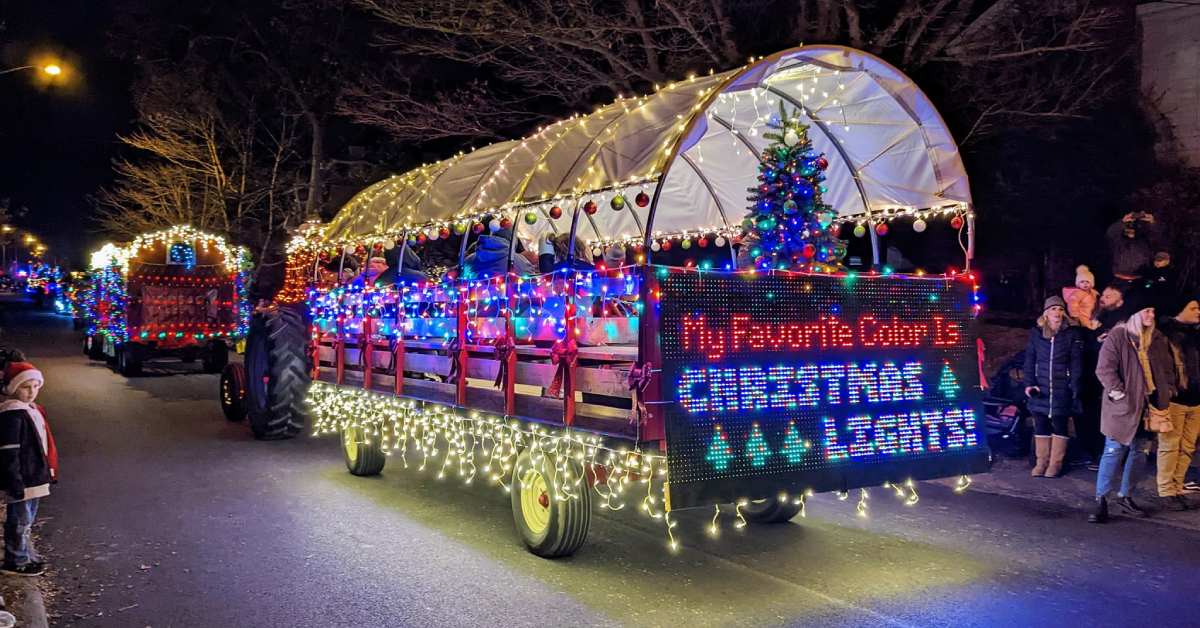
[
  {"left": 342, "top": 425, "right": 385, "bottom": 476},
  {"left": 510, "top": 448, "right": 591, "bottom": 558},
  {"left": 741, "top": 497, "right": 802, "bottom": 524},
  {"left": 219, "top": 362, "right": 248, "bottom": 422}
]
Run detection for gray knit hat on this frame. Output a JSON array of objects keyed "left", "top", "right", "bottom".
[{"left": 1043, "top": 295, "right": 1066, "bottom": 313}]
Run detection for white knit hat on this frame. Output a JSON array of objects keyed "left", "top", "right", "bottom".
[{"left": 1075, "top": 265, "right": 1095, "bottom": 287}]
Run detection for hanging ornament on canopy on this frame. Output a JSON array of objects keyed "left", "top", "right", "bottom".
[
  {"left": 635, "top": 191, "right": 650, "bottom": 207},
  {"left": 610, "top": 195, "right": 626, "bottom": 211},
  {"left": 913, "top": 218, "right": 927, "bottom": 233}
]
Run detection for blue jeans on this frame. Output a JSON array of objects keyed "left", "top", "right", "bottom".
[
  {"left": 4, "top": 498, "right": 40, "bottom": 566},
  {"left": 1095, "top": 437, "right": 1139, "bottom": 499}
]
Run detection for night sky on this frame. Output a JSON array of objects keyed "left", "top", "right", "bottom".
[{"left": 1, "top": 0, "right": 133, "bottom": 266}]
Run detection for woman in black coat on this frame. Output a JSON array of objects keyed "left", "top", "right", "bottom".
[{"left": 1023, "top": 296, "right": 1084, "bottom": 478}]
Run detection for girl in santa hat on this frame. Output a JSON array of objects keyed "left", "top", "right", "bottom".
[{"left": 0, "top": 361, "right": 58, "bottom": 576}]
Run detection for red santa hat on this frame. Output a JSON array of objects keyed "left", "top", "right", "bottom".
[{"left": 3, "top": 362, "right": 43, "bottom": 396}]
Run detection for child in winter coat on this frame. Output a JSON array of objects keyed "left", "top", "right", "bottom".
[
  {"left": 0, "top": 362, "right": 58, "bottom": 576},
  {"left": 1063, "top": 265, "right": 1100, "bottom": 330}
]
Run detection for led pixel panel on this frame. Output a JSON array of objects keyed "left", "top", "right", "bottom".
[{"left": 657, "top": 270, "right": 990, "bottom": 509}]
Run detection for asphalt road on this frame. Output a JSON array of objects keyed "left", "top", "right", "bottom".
[{"left": 4, "top": 299, "right": 1199, "bottom": 627}]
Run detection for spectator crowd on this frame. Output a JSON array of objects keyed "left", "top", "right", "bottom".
[{"left": 1019, "top": 210, "right": 1200, "bottom": 523}]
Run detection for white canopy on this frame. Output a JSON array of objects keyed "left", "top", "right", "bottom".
[{"left": 324, "top": 45, "right": 970, "bottom": 247}]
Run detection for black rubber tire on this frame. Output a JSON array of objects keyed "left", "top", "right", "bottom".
[
  {"left": 219, "top": 363, "right": 248, "bottom": 422},
  {"left": 342, "top": 425, "right": 386, "bottom": 476},
  {"left": 117, "top": 343, "right": 143, "bottom": 377},
  {"left": 510, "top": 448, "right": 591, "bottom": 558},
  {"left": 741, "top": 498, "right": 803, "bottom": 524},
  {"left": 85, "top": 335, "right": 105, "bottom": 360},
  {"left": 246, "top": 305, "right": 310, "bottom": 440},
  {"left": 202, "top": 341, "right": 229, "bottom": 373}
]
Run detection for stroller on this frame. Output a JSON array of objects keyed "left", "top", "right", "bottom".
[{"left": 983, "top": 350, "right": 1032, "bottom": 458}]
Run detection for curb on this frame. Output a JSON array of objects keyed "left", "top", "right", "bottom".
[{"left": 0, "top": 576, "right": 49, "bottom": 628}]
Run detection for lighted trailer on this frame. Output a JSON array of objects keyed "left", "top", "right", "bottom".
[
  {"left": 84, "top": 226, "right": 251, "bottom": 376},
  {"left": 233, "top": 46, "right": 990, "bottom": 557}
]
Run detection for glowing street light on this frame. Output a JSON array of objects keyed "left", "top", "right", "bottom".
[{"left": 0, "top": 64, "right": 67, "bottom": 77}]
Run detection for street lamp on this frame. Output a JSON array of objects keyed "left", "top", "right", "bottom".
[{"left": 0, "top": 64, "right": 66, "bottom": 77}]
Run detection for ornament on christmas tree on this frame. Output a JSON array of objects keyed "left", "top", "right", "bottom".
[
  {"left": 549, "top": 206, "right": 563, "bottom": 219},
  {"left": 743, "top": 102, "right": 845, "bottom": 270}
]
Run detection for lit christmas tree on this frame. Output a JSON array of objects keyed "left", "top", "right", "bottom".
[
  {"left": 744, "top": 102, "right": 846, "bottom": 271},
  {"left": 938, "top": 362, "right": 960, "bottom": 399},
  {"left": 706, "top": 425, "right": 734, "bottom": 472},
  {"left": 780, "top": 422, "right": 809, "bottom": 464},
  {"left": 745, "top": 423, "right": 772, "bottom": 468}
]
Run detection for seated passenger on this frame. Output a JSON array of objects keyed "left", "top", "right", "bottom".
[
  {"left": 396, "top": 245, "right": 427, "bottom": 283},
  {"left": 464, "top": 226, "right": 534, "bottom": 279},
  {"left": 536, "top": 233, "right": 594, "bottom": 273}
]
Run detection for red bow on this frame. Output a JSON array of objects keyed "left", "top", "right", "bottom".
[
  {"left": 493, "top": 335, "right": 516, "bottom": 389},
  {"left": 547, "top": 338, "right": 579, "bottom": 398}
]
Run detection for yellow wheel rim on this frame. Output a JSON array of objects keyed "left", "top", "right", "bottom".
[
  {"left": 343, "top": 427, "right": 359, "bottom": 463},
  {"left": 519, "top": 467, "right": 551, "bottom": 536}
]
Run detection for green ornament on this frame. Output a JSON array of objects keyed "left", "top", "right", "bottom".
[
  {"left": 453, "top": 223, "right": 467, "bottom": 235},
  {"left": 524, "top": 212, "right": 538, "bottom": 225},
  {"left": 681, "top": 239, "right": 692, "bottom": 249},
  {"left": 610, "top": 195, "right": 626, "bottom": 211}
]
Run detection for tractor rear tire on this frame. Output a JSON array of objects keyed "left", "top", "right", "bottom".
[
  {"left": 117, "top": 344, "right": 143, "bottom": 377},
  {"left": 342, "top": 425, "right": 386, "bottom": 476},
  {"left": 245, "top": 305, "right": 310, "bottom": 440},
  {"left": 219, "top": 362, "right": 248, "bottom": 422},
  {"left": 203, "top": 341, "right": 229, "bottom": 373},
  {"left": 510, "top": 448, "right": 591, "bottom": 558},
  {"left": 85, "top": 335, "right": 105, "bottom": 360},
  {"left": 741, "top": 498, "right": 803, "bottom": 524}
]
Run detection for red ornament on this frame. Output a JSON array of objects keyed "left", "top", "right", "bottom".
[
  {"left": 438, "top": 227, "right": 451, "bottom": 240},
  {"left": 583, "top": 200, "right": 598, "bottom": 215},
  {"left": 416, "top": 234, "right": 427, "bottom": 244},
  {"left": 355, "top": 245, "right": 366, "bottom": 255},
  {"left": 472, "top": 223, "right": 485, "bottom": 234},
  {"left": 875, "top": 223, "right": 889, "bottom": 237},
  {"left": 635, "top": 192, "right": 650, "bottom": 207},
  {"left": 499, "top": 217, "right": 513, "bottom": 230},
  {"left": 549, "top": 206, "right": 563, "bottom": 219},
  {"left": 950, "top": 215, "right": 965, "bottom": 230},
  {"left": 815, "top": 156, "right": 829, "bottom": 170},
  {"left": 802, "top": 243, "right": 816, "bottom": 258},
  {"left": 698, "top": 237, "right": 709, "bottom": 248},
  {"left": 661, "top": 240, "right": 672, "bottom": 251}
]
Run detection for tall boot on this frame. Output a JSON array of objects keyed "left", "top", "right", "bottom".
[
  {"left": 1031, "top": 435, "right": 1052, "bottom": 477},
  {"left": 1045, "top": 435, "right": 1070, "bottom": 478}
]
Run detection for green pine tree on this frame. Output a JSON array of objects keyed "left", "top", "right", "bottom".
[
  {"left": 938, "top": 363, "right": 960, "bottom": 399},
  {"left": 745, "top": 423, "right": 772, "bottom": 468},
  {"left": 780, "top": 422, "right": 809, "bottom": 464},
  {"left": 743, "top": 101, "right": 846, "bottom": 271},
  {"left": 706, "top": 425, "right": 734, "bottom": 472}
]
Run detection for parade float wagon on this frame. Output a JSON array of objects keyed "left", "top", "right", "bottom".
[
  {"left": 84, "top": 226, "right": 250, "bottom": 376},
  {"left": 228, "top": 46, "right": 990, "bottom": 557}
]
